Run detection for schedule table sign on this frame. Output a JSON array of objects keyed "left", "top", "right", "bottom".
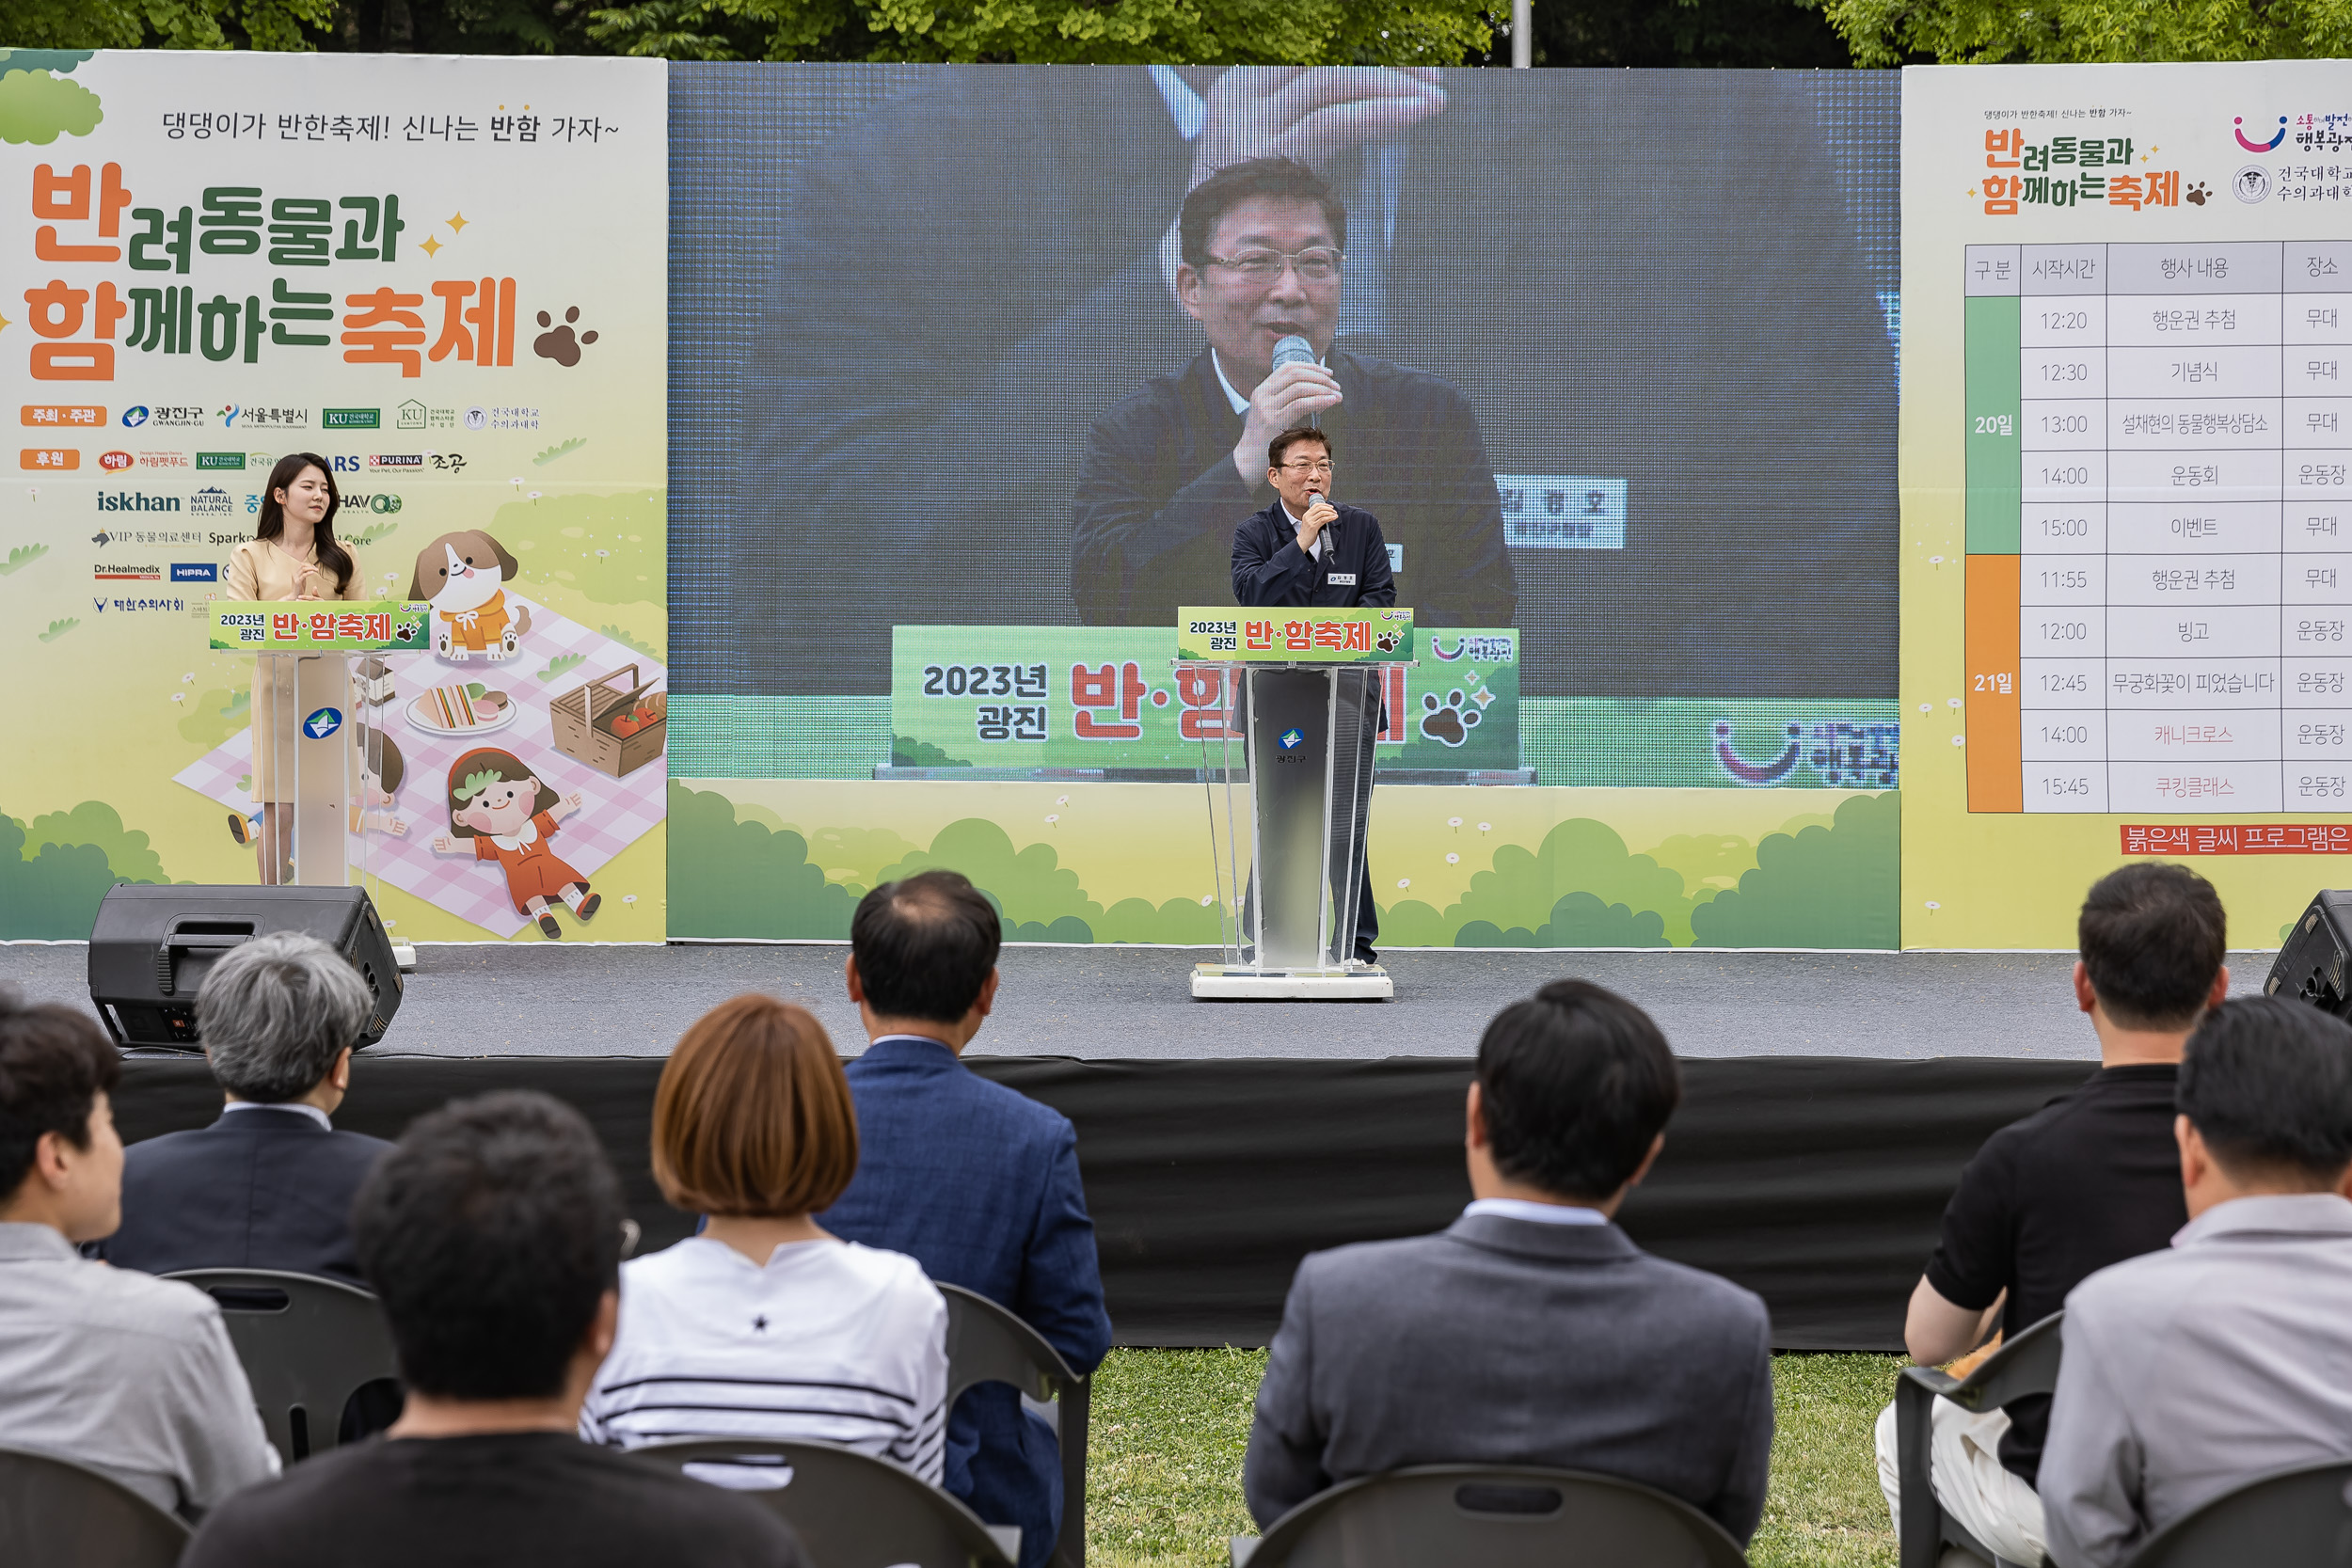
[{"left": 1966, "top": 240, "right": 2352, "bottom": 814}]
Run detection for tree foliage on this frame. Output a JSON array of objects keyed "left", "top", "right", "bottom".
[
  {"left": 579, "top": 0, "right": 1496, "bottom": 65},
  {"left": 1529, "top": 0, "right": 1850, "bottom": 66},
  {"left": 1821, "top": 0, "right": 2352, "bottom": 66},
  {"left": 0, "top": 0, "right": 334, "bottom": 51}
]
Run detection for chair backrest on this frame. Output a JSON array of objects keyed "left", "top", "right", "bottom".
[
  {"left": 0, "top": 1444, "right": 190, "bottom": 1568},
  {"left": 1943, "top": 1309, "right": 2066, "bottom": 1415},
  {"left": 939, "top": 1282, "right": 1090, "bottom": 1568},
  {"left": 1243, "top": 1465, "right": 1749, "bottom": 1568},
  {"left": 166, "top": 1268, "right": 401, "bottom": 1463},
  {"left": 1896, "top": 1308, "right": 2064, "bottom": 1568},
  {"left": 2122, "top": 1460, "right": 2352, "bottom": 1568},
  {"left": 631, "top": 1436, "right": 1015, "bottom": 1568}
]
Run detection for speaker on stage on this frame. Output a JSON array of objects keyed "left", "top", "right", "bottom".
[
  {"left": 2265, "top": 891, "right": 2352, "bottom": 1022},
  {"left": 87, "top": 884, "right": 403, "bottom": 1050}
]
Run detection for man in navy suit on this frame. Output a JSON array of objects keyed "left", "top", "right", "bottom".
[
  {"left": 1231, "top": 423, "right": 1392, "bottom": 963},
  {"left": 98, "top": 932, "right": 391, "bottom": 1284},
  {"left": 820, "top": 871, "right": 1112, "bottom": 1568}
]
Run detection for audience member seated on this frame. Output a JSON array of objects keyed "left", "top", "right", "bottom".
[
  {"left": 820, "top": 870, "right": 1113, "bottom": 1568},
  {"left": 98, "top": 932, "right": 392, "bottom": 1282},
  {"left": 1873, "top": 862, "right": 2229, "bottom": 1564},
  {"left": 182, "top": 1090, "right": 803, "bottom": 1568},
  {"left": 0, "top": 989, "right": 279, "bottom": 1517},
  {"left": 582, "top": 995, "right": 947, "bottom": 1479},
  {"left": 2039, "top": 997, "right": 2352, "bottom": 1567},
  {"left": 1243, "top": 978, "right": 1773, "bottom": 1541}
]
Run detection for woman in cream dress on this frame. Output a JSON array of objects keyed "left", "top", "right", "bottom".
[{"left": 225, "top": 453, "right": 362, "bottom": 884}]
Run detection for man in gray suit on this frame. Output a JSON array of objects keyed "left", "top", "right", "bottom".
[
  {"left": 1242, "top": 978, "right": 1774, "bottom": 1540},
  {"left": 2039, "top": 997, "right": 2352, "bottom": 1568}
]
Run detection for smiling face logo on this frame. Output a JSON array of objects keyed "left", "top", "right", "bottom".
[
  {"left": 2234, "top": 115, "right": 2288, "bottom": 152},
  {"left": 1714, "top": 720, "right": 1803, "bottom": 785}
]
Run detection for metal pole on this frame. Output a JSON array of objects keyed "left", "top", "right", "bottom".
[{"left": 1511, "top": 0, "right": 1532, "bottom": 67}]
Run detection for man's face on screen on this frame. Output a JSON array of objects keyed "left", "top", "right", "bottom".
[{"left": 1179, "top": 196, "right": 1341, "bottom": 389}]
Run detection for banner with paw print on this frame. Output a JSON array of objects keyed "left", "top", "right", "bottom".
[{"left": 0, "top": 50, "right": 668, "bottom": 941}]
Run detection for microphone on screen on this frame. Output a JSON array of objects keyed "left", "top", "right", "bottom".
[{"left": 1272, "top": 333, "right": 1322, "bottom": 430}]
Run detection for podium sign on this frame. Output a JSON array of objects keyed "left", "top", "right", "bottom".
[
  {"left": 210, "top": 601, "right": 430, "bottom": 652},
  {"left": 1176, "top": 607, "right": 1414, "bottom": 663}
]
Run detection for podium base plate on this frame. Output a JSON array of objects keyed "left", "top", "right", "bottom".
[{"left": 1190, "top": 963, "right": 1392, "bottom": 1001}]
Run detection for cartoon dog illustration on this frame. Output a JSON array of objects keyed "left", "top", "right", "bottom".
[
  {"left": 406, "top": 530, "right": 534, "bottom": 663},
  {"left": 428, "top": 746, "right": 599, "bottom": 939}
]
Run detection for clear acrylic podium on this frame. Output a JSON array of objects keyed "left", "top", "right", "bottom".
[
  {"left": 212, "top": 602, "right": 428, "bottom": 963},
  {"left": 1179, "top": 608, "right": 1416, "bottom": 1001}
]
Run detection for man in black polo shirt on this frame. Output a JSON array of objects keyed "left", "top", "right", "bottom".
[{"left": 1872, "top": 863, "right": 2231, "bottom": 1563}]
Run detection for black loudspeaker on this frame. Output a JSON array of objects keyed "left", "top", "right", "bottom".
[
  {"left": 87, "top": 884, "right": 403, "bottom": 1050},
  {"left": 2265, "top": 891, "right": 2352, "bottom": 1021}
]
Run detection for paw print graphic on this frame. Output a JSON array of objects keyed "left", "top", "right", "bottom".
[
  {"left": 2185, "top": 182, "right": 2211, "bottom": 207},
  {"left": 532, "top": 306, "right": 600, "bottom": 368},
  {"left": 1375, "top": 628, "right": 1403, "bottom": 653},
  {"left": 1419, "top": 689, "right": 1482, "bottom": 748}
]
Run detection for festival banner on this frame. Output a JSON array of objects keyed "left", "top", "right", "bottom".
[
  {"left": 1903, "top": 60, "right": 2352, "bottom": 947},
  {"left": 0, "top": 49, "right": 667, "bottom": 942}
]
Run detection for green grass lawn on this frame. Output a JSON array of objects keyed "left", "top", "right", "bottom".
[{"left": 1085, "top": 1349, "right": 1902, "bottom": 1567}]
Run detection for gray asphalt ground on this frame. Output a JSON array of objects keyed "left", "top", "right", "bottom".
[{"left": 0, "top": 942, "right": 2281, "bottom": 1060}]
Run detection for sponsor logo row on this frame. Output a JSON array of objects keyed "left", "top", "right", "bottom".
[
  {"left": 86, "top": 488, "right": 404, "bottom": 515},
  {"left": 24, "top": 450, "right": 462, "bottom": 475},
  {"left": 25, "top": 403, "right": 538, "bottom": 432}
]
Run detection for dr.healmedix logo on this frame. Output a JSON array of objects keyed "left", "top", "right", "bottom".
[{"left": 96, "top": 491, "right": 181, "bottom": 513}]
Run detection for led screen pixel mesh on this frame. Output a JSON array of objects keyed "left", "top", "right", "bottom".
[{"left": 670, "top": 66, "right": 1899, "bottom": 724}]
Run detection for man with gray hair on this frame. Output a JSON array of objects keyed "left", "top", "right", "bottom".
[{"left": 98, "top": 932, "right": 391, "bottom": 1283}]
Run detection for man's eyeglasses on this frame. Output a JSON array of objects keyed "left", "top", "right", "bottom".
[
  {"left": 1279, "top": 458, "right": 1336, "bottom": 476},
  {"left": 1205, "top": 247, "right": 1344, "bottom": 285}
]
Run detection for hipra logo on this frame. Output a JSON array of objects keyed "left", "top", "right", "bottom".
[
  {"left": 1713, "top": 721, "right": 1804, "bottom": 786},
  {"left": 120, "top": 405, "right": 150, "bottom": 428},
  {"left": 2235, "top": 115, "right": 2288, "bottom": 152},
  {"left": 170, "top": 562, "right": 217, "bottom": 582}
]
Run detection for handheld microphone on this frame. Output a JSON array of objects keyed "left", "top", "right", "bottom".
[{"left": 1271, "top": 333, "right": 1321, "bottom": 430}]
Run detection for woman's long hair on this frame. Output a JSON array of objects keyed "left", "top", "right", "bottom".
[{"left": 254, "top": 451, "right": 354, "bottom": 594}]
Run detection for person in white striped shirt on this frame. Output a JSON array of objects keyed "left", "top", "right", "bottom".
[{"left": 581, "top": 995, "right": 948, "bottom": 1482}]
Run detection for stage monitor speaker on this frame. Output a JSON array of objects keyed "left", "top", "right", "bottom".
[
  {"left": 87, "top": 884, "right": 403, "bottom": 1050},
  {"left": 2265, "top": 890, "right": 2352, "bottom": 1021}
]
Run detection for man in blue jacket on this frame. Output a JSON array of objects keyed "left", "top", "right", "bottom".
[
  {"left": 1232, "top": 423, "right": 1392, "bottom": 963},
  {"left": 820, "top": 871, "right": 1112, "bottom": 1568}
]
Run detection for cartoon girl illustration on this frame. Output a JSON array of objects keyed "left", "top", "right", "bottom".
[
  {"left": 352, "top": 725, "right": 409, "bottom": 839},
  {"left": 428, "top": 747, "right": 601, "bottom": 939}
]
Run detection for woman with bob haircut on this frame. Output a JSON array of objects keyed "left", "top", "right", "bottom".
[{"left": 580, "top": 995, "right": 947, "bottom": 1481}]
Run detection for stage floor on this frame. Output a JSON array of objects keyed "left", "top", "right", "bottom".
[{"left": 2, "top": 942, "right": 2280, "bottom": 1061}]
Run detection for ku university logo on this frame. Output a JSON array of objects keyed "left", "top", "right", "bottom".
[{"left": 1279, "top": 728, "right": 1305, "bottom": 751}]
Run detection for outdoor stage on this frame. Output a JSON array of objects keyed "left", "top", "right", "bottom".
[{"left": 0, "top": 942, "right": 2278, "bottom": 1353}]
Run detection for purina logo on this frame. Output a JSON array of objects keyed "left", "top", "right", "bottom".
[{"left": 369, "top": 454, "right": 422, "bottom": 469}]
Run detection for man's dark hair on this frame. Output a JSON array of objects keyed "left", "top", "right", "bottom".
[
  {"left": 850, "top": 870, "right": 1003, "bottom": 1025},
  {"left": 1267, "top": 426, "right": 1331, "bottom": 471},
  {"left": 2078, "top": 863, "right": 2228, "bottom": 1030},
  {"left": 2179, "top": 997, "right": 2352, "bottom": 1186},
  {"left": 0, "top": 990, "right": 119, "bottom": 1201},
  {"left": 353, "top": 1090, "right": 622, "bottom": 1401},
  {"left": 1179, "top": 156, "right": 1346, "bottom": 269},
  {"left": 1475, "top": 979, "right": 1681, "bottom": 1201}
]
